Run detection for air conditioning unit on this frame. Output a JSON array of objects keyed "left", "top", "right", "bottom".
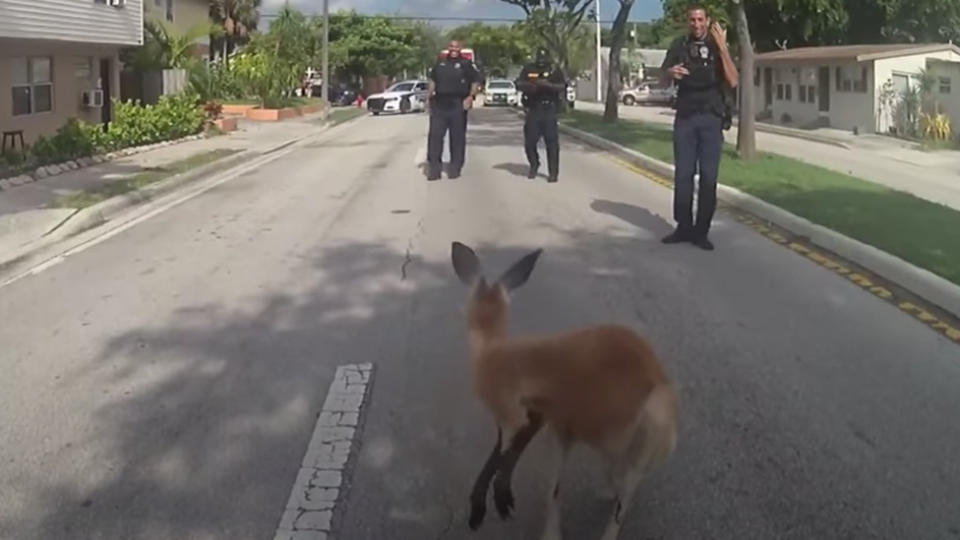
[
  {"left": 108, "top": 0, "right": 125, "bottom": 7},
  {"left": 82, "top": 89, "right": 104, "bottom": 108}
]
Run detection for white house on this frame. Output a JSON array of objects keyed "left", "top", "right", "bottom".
[
  {"left": 0, "top": 0, "right": 143, "bottom": 146},
  {"left": 754, "top": 43, "right": 960, "bottom": 134}
]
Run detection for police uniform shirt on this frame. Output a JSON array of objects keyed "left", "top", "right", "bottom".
[
  {"left": 517, "top": 64, "right": 566, "bottom": 106},
  {"left": 430, "top": 57, "right": 480, "bottom": 107},
  {"left": 661, "top": 34, "right": 723, "bottom": 116}
]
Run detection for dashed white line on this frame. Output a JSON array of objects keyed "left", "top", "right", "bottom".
[{"left": 274, "top": 363, "right": 374, "bottom": 540}]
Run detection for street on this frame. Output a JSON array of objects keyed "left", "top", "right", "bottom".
[{"left": 1, "top": 107, "right": 959, "bottom": 540}]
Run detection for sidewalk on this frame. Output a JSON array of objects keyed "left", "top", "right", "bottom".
[
  {"left": 0, "top": 110, "right": 342, "bottom": 259},
  {"left": 574, "top": 101, "right": 960, "bottom": 212}
]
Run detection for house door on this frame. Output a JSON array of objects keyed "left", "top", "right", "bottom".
[
  {"left": 818, "top": 66, "right": 830, "bottom": 112},
  {"left": 764, "top": 67, "right": 773, "bottom": 108},
  {"left": 100, "top": 58, "right": 113, "bottom": 125}
]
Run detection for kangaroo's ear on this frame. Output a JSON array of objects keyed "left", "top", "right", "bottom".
[
  {"left": 452, "top": 241, "right": 483, "bottom": 285},
  {"left": 497, "top": 248, "right": 543, "bottom": 292}
]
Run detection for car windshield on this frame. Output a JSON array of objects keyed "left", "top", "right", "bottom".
[
  {"left": 388, "top": 83, "right": 415, "bottom": 92},
  {"left": 488, "top": 81, "right": 514, "bottom": 89}
]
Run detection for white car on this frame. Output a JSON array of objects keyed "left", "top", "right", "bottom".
[
  {"left": 366, "top": 80, "right": 429, "bottom": 115},
  {"left": 484, "top": 79, "right": 519, "bottom": 107}
]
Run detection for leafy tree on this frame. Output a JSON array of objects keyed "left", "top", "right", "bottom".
[
  {"left": 210, "top": 0, "right": 261, "bottom": 67},
  {"left": 499, "top": 0, "right": 593, "bottom": 77},
  {"left": 326, "top": 11, "right": 423, "bottom": 83},
  {"left": 448, "top": 22, "right": 529, "bottom": 77},
  {"left": 122, "top": 20, "right": 219, "bottom": 71}
]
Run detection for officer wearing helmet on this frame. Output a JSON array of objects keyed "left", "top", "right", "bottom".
[{"left": 516, "top": 47, "right": 566, "bottom": 183}]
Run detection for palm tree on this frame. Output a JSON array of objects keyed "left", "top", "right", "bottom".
[{"left": 210, "top": 0, "right": 262, "bottom": 67}]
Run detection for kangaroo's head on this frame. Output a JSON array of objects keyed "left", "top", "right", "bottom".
[{"left": 451, "top": 241, "right": 543, "bottom": 339}]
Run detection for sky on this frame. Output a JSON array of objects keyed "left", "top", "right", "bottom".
[{"left": 262, "top": 0, "right": 665, "bottom": 26}]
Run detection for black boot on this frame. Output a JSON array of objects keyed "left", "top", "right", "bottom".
[
  {"left": 527, "top": 164, "right": 538, "bottom": 179},
  {"left": 661, "top": 226, "right": 693, "bottom": 244}
]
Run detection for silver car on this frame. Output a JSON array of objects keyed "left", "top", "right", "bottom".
[{"left": 619, "top": 82, "right": 676, "bottom": 106}]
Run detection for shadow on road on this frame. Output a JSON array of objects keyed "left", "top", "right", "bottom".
[{"left": 591, "top": 199, "right": 674, "bottom": 237}]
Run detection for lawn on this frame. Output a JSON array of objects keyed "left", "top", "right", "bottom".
[
  {"left": 327, "top": 107, "right": 366, "bottom": 125},
  {"left": 562, "top": 110, "right": 960, "bottom": 287},
  {"left": 53, "top": 149, "right": 239, "bottom": 210}
]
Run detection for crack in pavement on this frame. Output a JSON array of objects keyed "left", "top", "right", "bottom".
[{"left": 400, "top": 217, "right": 425, "bottom": 281}]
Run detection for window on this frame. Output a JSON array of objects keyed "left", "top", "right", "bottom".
[
  {"left": 808, "top": 85, "right": 816, "bottom": 102},
  {"left": 785, "top": 84, "right": 792, "bottom": 101},
  {"left": 940, "top": 77, "right": 952, "bottom": 94},
  {"left": 11, "top": 56, "right": 53, "bottom": 116},
  {"left": 777, "top": 83, "right": 784, "bottom": 100},
  {"left": 755, "top": 67, "right": 760, "bottom": 86}
]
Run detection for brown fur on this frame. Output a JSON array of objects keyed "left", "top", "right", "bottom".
[{"left": 453, "top": 242, "right": 678, "bottom": 540}]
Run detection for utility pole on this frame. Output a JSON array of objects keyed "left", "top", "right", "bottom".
[
  {"left": 595, "top": 0, "right": 601, "bottom": 102},
  {"left": 321, "top": 0, "right": 330, "bottom": 120}
]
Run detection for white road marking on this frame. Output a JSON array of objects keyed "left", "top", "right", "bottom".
[{"left": 273, "top": 363, "right": 374, "bottom": 540}]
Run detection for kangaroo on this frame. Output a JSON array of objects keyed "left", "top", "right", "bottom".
[{"left": 451, "top": 241, "right": 678, "bottom": 540}]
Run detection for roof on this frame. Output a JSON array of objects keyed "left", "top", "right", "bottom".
[{"left": 755, "top": 43, "right": 960, "bottom": 63}]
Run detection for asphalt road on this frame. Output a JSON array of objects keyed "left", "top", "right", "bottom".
[{"left": 1, "top": 107, "right": 958, "bottom": 540}]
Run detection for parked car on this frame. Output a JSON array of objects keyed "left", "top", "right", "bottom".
[
  {"left": 484, "top": 79, "right": 519, "bottom": 107},
  {"left": 366, "top": 80, "right": 430, "bottom": 115},
  {"left": 619, "top": 82, "right": 676, "bottom": 106}
]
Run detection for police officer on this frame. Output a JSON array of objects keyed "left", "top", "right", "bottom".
[
  {"left": 426, "top": 40, "right": 481, "bottom": 181},
  {"left": 660, "top": 4, "right": 738, "bottom": 250},
  {"left": 516, "top": 48, "right": 565, "bottom": 183}
]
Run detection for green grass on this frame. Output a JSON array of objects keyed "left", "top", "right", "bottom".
[
  {"left": 563, "top": 110, "right": 960, "bottom": 287},
  {"left": 327, "top": 107, "right": 365, "bottom": 125},
  {"left": 53, "top": 149, "right": 239, "bottom": 210}
]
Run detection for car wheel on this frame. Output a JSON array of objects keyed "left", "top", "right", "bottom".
[
  {"left": 623, "top": 95, "right": 636, "bottom": 106},
  {"left": 400, "top": 98, "right": 411, "bottom": 114}
]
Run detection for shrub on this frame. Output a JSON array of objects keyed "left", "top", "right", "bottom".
[
  {"left": 3, "top": 92, "right": 206, "bottom": 171},
  {"left": 107, "top": 92, "right": 204, "bottom": 148}
]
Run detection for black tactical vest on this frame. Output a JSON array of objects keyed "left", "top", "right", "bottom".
[
  {"left": 675, "top": 36, "right": 723, "bottom": 117},
  {"left": 434, "top": 60, "right": 471, "bottom": 98}
]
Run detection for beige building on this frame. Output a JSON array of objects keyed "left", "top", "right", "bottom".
[
  {"left": 754, "top": 43, "right": 960, "bottom": 134},
  {"left": 0, "top": 0, "right": 143, "bottom": 147},
  {"left": 143, "top": 0, "right": 212, "bottom": 57}
]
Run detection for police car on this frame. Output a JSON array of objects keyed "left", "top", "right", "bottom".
[
  {"left": 484, "top": 79, "right": 519, "bottom": 107},
  {"left": 366, "top": 79, "right": 430, "bottom": 115}
]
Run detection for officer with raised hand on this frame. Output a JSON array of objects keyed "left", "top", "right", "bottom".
[
  {"left": 425, "top": 40, "right": 481, "bottom": 181},
  {"left": 660, "top": 4, "right": 738, "bottom": 250},
  {"left": 516, "top": 47, "right": 565, "bottom": 183}
]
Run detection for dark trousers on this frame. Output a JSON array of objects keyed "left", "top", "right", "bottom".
[
  {"left": 672, "top": 111, "right": 723, "bottom": 237},
  {"left": 523, "top": 104, "right": 559, "bottom": 177},
  {"left": 427, "top": 103, "right": 466, "bottom": 176}
]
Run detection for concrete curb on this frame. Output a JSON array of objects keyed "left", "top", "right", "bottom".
[
  {"left": 752, "top": 122, "right": 851, "bottom": 149},
  {"left": 556, "top": 119, "right": 960, "bottom": 319},
  {"left": 0, "top": 117, "right": 355, "bottom": 271},
  {"left": 650, "top": 109, "right": 852, "bottom": 149}
]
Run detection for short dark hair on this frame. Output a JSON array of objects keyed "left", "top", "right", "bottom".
[{"left": 687, "top": 3, "right": 708, "bottom": 15}]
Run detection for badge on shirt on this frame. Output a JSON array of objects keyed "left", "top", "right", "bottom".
[
  {"left": 455, "top": 62, "right": 461, "bottom": 69},
  {"left": 699, "top": 46, "right": 709, "bottom": 59}
]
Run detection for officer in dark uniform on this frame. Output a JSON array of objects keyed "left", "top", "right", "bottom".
[
  {"left": 426, "top": 40, "right": 481, "bottom": 181},
  {"left": 516, "top": 48, "right": 565, "bottom": 183},
  {"left": 660, "top": 4, "right": 738, "bottom": 250}
]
